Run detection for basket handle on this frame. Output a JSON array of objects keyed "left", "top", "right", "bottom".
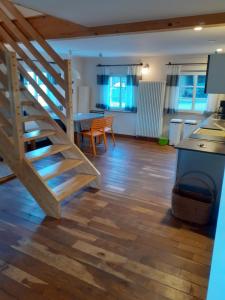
[{"left": 175, "top": 171, "right": 216, "bottom": 199}]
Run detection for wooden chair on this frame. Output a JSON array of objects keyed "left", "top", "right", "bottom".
[
  {"left": 81, "top": 118, "right": 107, "bottom": 156},
  {"left": 104, "top": 115, "right": 116, "bottom": 145}
]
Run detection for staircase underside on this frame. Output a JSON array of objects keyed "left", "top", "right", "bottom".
[{"left": 0, "top": 0, "right": 101, "bottom": 218}]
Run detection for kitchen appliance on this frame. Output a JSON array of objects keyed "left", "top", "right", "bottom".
[{"left": 217, "top": 100, "right": 225, "bottom": 119}]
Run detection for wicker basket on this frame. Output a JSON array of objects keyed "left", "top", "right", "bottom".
[{"left": 172, "top": 173, "right": 215, "bottom": 225}]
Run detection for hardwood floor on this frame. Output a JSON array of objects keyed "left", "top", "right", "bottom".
[{"left": 0, "top": 137, "right": 214, "bottom": 300}]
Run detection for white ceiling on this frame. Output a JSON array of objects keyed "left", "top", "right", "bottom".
[
  {"left": 13, "top": 0, "right": 225, "bottom": 26},
  {"left": 11, "top": 0, "right": 225, "bottom": 57},
  {"left": 48, "top": 26, "right": 225, "bottom": 57}
]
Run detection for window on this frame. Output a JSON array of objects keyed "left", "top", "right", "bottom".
[
  {"left": 109, "top": 75, "right": 129, "bottom": 110},
  {"left": 97, "top": 73, "right": 137, "bottom": 112},
  {"left": 24, "top": 72, "right": 57, "bottom": 108},
  {"left": 178, "top": 74, "right": 208, "bottom": 112}
]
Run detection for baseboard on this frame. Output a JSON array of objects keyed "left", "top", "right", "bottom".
[{"left": 112, "top": 133, "right": 158, "bottom": 142}]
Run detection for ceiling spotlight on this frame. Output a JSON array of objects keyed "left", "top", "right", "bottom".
[
  {"left": 194, "top": 26, "right": 203, "bottom": 31},
  {"left": 216, "top": 48, "right": 223, "bottom": 53}
]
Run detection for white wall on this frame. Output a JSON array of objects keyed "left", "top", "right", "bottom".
[
  {"left": 71, "top": 57, "right": 85, "bottom": 113},
  {"left": 72, "top": 54, "right": 208, "bottom": 135}
]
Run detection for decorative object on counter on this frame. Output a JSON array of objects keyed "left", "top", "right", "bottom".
[
  {"left": 172, "top": 171, "right": 216, "bottom": 225},
  {"left": 169, "top": 119, "right": 183, "bottom": 145},
  {"left": 183, "top": 120, "right": 198, "bottom": 139},
  {"left": 217, "top": 100, "right": 225, "bottom": 119}
]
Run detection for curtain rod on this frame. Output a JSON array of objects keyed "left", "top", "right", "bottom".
[
  {"left": 166, "top": 62, "right": 207, "bottom": 66},
  {"left": 97, "top": 63, "right": 143, "bottom": 67},
  {"left": 17, "top": 58, "right": 56, "bottom": 65}
]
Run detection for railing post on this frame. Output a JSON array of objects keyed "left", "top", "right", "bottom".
[
  {"left": 64, "top": 59, "right": 74, "bottom": 143},
  {"left": 6, "top": 51, "right": 24, "bottom": 160}
]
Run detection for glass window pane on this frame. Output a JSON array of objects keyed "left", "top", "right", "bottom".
[
  {"left": 178, "top": 98, "right": 192, "bottom": 110},
  {"left": 197, "top": 75, "right": 206, "bottom": 87},
  {"left": 110, "top": 76, "right": 120, "bottom": 108},
  {"left": 179, "top": 75, "right": 194, "bottom": 86},
  {"left": 179, "top": 87, "right": 194, "bottom": 98},
  {"left": 196, "top": 87, "right": 208, "bottom": 99},
  {"left": 109, "top": 76, "right": 128, "bottom": 109},
  {"left": 121, "top": 76, "right": 128, "bottom": 108},
  {"left": 195, "top": 99, "right": 207, "bottom": 111}
]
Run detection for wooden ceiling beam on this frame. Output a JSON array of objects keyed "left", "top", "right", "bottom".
[
  {"left": 89, "top": 12, "right": 225, "bottom": 36},
  {"left": 2, "top": 12, "right": 225, "bottom": 40}
]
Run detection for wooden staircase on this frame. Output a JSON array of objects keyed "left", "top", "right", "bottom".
[{"left": 0, "top": 0, "right": 100, "bottom": 218}]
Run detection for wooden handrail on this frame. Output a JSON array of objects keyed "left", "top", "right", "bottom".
[
  {"left": 0, "top": 25, "right": 66, "bottom": 107},
  {"left": 0, "top": 1, "right": 74, "bottom": 141},
  {"left": 5, "top": 50, "right": 24, "bottom": 159},
  {"left": 0, "top": 7, "right": 66, "bottom": 90},
  {"left": 0, "top": 0, "right": 65, "bottom": 72},
  {"left": 64, "top": 59, "right": 74, "bottom": 142}
]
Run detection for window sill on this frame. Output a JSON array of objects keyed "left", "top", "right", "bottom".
[
  {"left": 105, "top": 109, "right": 137, "bottom": 114},
  {"left": 177, "top": 110, "right": 205, "bottom": 115}
]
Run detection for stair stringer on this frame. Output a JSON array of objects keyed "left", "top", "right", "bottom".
[
  {"left": 0, "top": 129, "right": 61, "bottom": 218},
  {"left": 21, "top": 89, "right": 101, "bottom": 188}
]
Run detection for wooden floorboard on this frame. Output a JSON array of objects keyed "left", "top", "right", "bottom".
[{"left": 0, "top": 137, "right": 214, "bottom": 299}]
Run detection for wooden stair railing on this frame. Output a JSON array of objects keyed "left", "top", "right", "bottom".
[
  {"left": 0, "top": 0, "right": 101, "bottom": 218},
  {"left": 0, "top": 0, "right": 73, "bottom": 141}
]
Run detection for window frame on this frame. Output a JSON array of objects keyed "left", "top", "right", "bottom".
[
  {"left": 109, "top": 75, "right": 128, "bottom": 111},
  {"left": 24, "top": 71, "right": 56, "bottom": 108},
  {"left": 177, "top": 72, "right": 208, "bottom": 114}
]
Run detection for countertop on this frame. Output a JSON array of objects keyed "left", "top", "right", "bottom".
[{"left": 176, "top": 115, "right": 225, "bottom": 156}]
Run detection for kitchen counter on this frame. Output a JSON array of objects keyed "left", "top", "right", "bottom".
[
  {"left": 173, "top": 114, "right": 225, "bottom": 299},
  {"left": 176, "top": 115, "right": 225, "bottom": 156}
]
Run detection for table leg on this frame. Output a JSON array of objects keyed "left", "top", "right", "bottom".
[{"left": 75, "top": 132, "right": 81, "bottom": 148}]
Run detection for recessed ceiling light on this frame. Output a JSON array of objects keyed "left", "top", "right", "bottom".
[
  {"left": 216, "top": 48, "right": 223, "bottom": 53},
  {"left": 194, "top": 26, "right": 203, "bottom": 31}
]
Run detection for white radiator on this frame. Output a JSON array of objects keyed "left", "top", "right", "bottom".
[{"left": 136, "top": 81, "right": 166, "bottom": 138}]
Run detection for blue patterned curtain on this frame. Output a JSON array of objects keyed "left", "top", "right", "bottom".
[
  {"left": 125, "top": 66, "right": 142, "bottom": 112},
  {"left": 96, "top": 67, "right": 110, "bottom": 110},
  {"left": 164, "top": 65, "right": 181, "bottom": 114}
]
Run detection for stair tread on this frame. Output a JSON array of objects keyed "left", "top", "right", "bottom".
[
  {"left": 25, "top": 144, "right": 71, "bottom": 162},
  {"left": 53, "top": 174, "right": 96, "bottom": 202},
  {"left": 38, "top": 158, "right": 83, "bottom": 181},
  {"left": 21, "top": 100, "right": 35, "bottom": 107},
  {"left": 22, "top": 115, "right": 48, "bottom": 122},
  {"left": 23, "top": 129, "right": 56, "bottom": 142}
]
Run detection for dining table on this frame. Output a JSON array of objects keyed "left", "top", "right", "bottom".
[{"left": 50, "top": 112, "right": 104, "bottom": 147}]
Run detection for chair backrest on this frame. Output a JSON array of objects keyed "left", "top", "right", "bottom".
[
  {"left": 91, "top": 118, "right": 106, "bottom": 131},
  {"left": 105, "top": 115, "right": 114, "bottom": 128}
]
